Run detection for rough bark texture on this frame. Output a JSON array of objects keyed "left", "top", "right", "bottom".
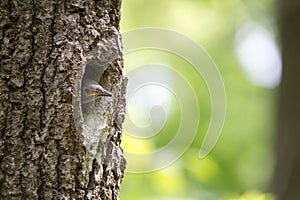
[
  {"left": 271, "top": 0, "right": 300, "bottom": 199},
  {"left": 0, "top": 0, "right": 126, "bottom": 199}
]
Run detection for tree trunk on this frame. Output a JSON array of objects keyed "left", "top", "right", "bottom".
[
  {"left": 271, "top": 0, "right": 300, "bottom": 199},
  {"left": 0, "top": 0, "right": 126, "bottom": 199}
]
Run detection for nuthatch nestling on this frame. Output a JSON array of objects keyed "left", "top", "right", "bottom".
[
  {"left": 81, "top": 79, "right": 112, "bottom": 104},
  {"left": 81, "top": 63, "right": 113, "bottom": 104},
  {"left": 81, "top": 35, "right": 121, "bottom": 105}
]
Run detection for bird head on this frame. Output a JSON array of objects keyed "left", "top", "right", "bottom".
[{"left": 81, "top": 80, "right": 112, "bottom": 104}]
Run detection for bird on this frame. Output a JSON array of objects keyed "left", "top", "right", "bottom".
[
  {"left": 80, "top": 60, "right": 113, "bottom": 104},
  {"left": 81, "top": 79, "right": 112, "bottom": 104},
  {"left": 81, "top": 35, "right": 121, "bottom": 104}
]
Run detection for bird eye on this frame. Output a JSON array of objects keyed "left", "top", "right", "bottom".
[{"left": 85, "top": 88, "right": 90, "bottom": 94}]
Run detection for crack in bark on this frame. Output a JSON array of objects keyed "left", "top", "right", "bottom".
[
  {"left": 87, "top": 159, "right": 97, "bottom": 190},
  {"left": 55, "top": 140, "right": 62, "bottom": 191},
  {"left": 0, "top": 76, "right": 8, "bottom": 196},
  {"left": 37, "top": 154, "right": 45, "bottom": 200},
  {"left": 19, "top": 106, "right": 28, "bottom": 198}
]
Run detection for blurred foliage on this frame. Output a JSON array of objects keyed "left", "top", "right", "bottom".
[{"left": 120, "top": 0, "right": 278, "bottom": 199}]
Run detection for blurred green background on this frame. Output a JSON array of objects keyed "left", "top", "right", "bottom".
[{"left": 119, "top": 0, "right": 280, "bottom": 199}]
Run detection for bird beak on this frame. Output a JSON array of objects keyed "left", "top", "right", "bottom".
[
  {"left": 88, "top": 88, "right": 112, "bottom": 97},
  {"left": 99, "top": 88, "right": 113, "bottom": 97},
  {"left": 89, "top": 90, "right": 112, "bottom": 97}
]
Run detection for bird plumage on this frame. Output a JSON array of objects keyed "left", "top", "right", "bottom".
[
  {"left": 81, "top": 35, "right": 121, "bottom": 104},
  {"left": 81, "top": 79, "right": 112, "bottom": 104}
]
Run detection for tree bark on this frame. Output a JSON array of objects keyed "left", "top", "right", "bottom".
[
  {"left": 0, "top": 0, "right": 126, "bottom": 199},
  {"left": 271, "top": 0, "right": 300, "bottom": 199}
]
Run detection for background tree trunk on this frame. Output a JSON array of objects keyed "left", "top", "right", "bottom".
[
  {"left": 271, "top": 0, "right": 300, "bottom": 199},
  {"left": 0, "top": 0, "right": 126, "bottom": 199}
]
